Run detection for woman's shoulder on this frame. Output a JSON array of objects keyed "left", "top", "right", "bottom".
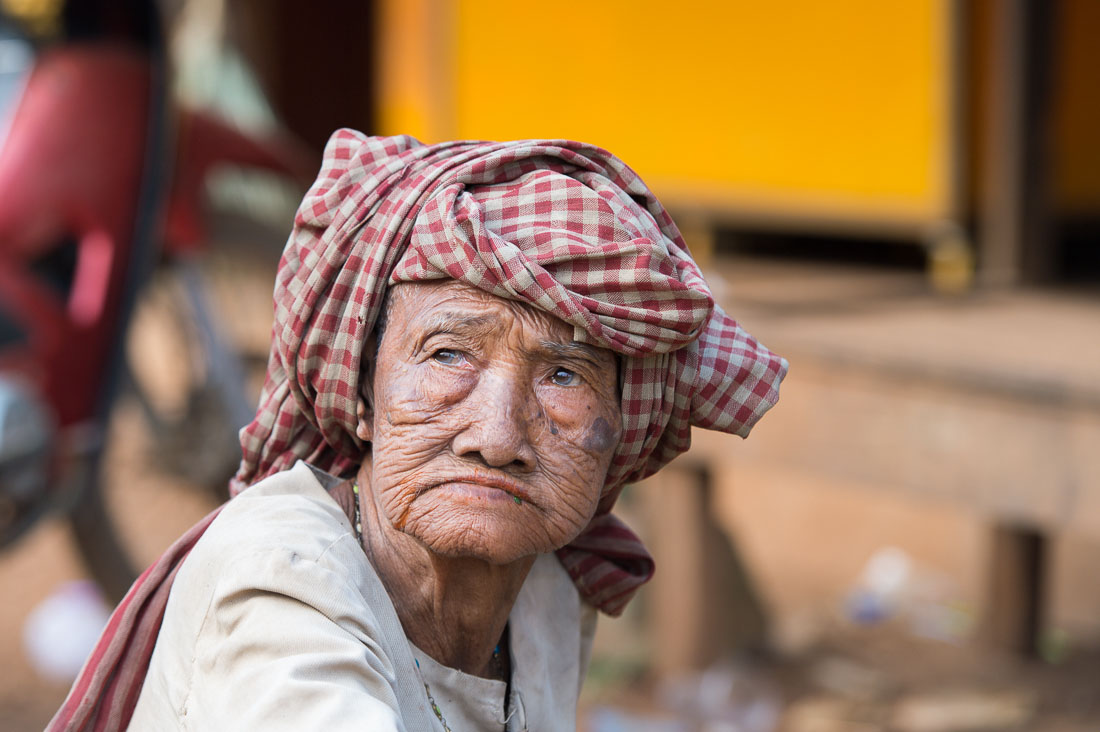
[
  {"left": 198, "top": 461, "right": 356, "bottom": 564},
  {"left": 169, "top": 461, "right": 374, "bottom": 627},
  {"left": 132, "top": 462, "right": 413, "bottom": 728}
]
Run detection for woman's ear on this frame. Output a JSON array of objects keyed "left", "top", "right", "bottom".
[
  {"left": 356, "top": 370, "right": 375, "bottom": 442},
  {"left": 357, "top": 333, "right": 378, "bottom": 443},
  {"left": 356, "top": 391, "right": 374, "bottom": 442}
]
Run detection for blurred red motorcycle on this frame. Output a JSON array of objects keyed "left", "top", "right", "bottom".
[{"left": 0, "top": 3, "right": 312, "bottom": 600}]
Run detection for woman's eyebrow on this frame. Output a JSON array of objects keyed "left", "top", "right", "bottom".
[
  {"left": 418, "top": 312, "right": 496, "bottom": 337},
  {"left": 538, "top": 340, "right": 604, "bottom": 364}
]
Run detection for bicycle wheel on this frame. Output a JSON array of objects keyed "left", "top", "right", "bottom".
[{"left": 68, "top": 249, "right": 273, "bottom": 601}]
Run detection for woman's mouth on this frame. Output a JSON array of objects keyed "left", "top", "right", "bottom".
[{"left": 430, "top": 474, "right": 530, "bottom": 505}]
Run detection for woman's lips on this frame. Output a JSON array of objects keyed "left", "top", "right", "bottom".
[{"left": 430, "top": 474, "right": 531, "bottom": 504}]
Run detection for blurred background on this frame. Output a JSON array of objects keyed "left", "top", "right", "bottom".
[{"left": 0, "top": 0, "right": 1098, "bottom": 730}]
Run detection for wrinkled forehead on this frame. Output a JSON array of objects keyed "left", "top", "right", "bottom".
[{"left": 386, "top": 278, "right": 572, "bottom": 330}]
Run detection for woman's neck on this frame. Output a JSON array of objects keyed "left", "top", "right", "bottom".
[{"left": 354, "top": 471, "right": 535, "bottom": 678}]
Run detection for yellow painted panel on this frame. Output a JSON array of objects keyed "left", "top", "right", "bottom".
[
  {"left": 376, "top": 0, "right": 444, "bottom": 140},
  {"left": 376, "top": 1, "right": 953, "bottom": 222}
]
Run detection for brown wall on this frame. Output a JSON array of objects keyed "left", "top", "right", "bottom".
[{"left": 231, "top": 0, "right": 376, "bottom": 153}]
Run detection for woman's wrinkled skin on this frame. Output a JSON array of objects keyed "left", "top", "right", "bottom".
[{"left": 352, "top": 280, "right": 622, "bottom": 678}]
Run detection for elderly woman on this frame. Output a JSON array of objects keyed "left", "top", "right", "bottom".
[{"left": 51, "top": 132, "right": 786, "bottom": 731}]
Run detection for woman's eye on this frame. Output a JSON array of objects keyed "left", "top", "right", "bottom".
[
  {"left": 432, "top": 349, "right": 464, "bottom": 365},
  {"left": 549, "top": 368, "right": 579, "bottom": 387}
]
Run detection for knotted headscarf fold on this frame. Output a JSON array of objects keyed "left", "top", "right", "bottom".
[{"left": 232, "top": 130, "right": 787, "bottom": 615}]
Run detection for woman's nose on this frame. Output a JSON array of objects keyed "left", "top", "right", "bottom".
[{"left": 450, "top": 373, "right": 537, "bottom": 471}]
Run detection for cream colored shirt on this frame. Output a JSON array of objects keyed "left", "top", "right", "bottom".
[{"left": 129, "top": 461, "right": 596, "bottom": 731}]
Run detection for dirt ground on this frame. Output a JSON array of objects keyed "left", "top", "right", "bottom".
[{"left": 579, "top": 615, "right": 1100, "bottom": 731}]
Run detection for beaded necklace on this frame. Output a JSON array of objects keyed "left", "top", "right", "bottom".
[{"left": 414, "top": 657, "right": 454, "bottom": 731}]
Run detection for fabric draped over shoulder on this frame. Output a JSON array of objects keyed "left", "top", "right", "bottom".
[{"left": 233, "top": 131, "right": 788, "bottom": 615}]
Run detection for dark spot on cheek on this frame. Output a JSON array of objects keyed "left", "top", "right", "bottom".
[
  {"left": 549, "top": 424, "right": 558, "bottom": 435},
  {"left": 582, "top": 416, "right": 616, "bottom": 453}
]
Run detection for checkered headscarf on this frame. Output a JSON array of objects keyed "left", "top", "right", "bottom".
[{"left": 232, "top": 130, "right": 787, "bottom": 614}]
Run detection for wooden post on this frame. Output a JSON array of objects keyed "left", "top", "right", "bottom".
[
  {"left": 639, "top": 463, "right": 769, "bottom": 675},
  {"left": 981, "top": 523, "right": 1046, "bottom": 656},
  {"left": 980, "top": 0, "right": 1056, "bottom": 286}
]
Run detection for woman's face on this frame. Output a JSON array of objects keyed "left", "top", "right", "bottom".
[{"left": 365, "top": 280, "right": 622, "bottom": 564}]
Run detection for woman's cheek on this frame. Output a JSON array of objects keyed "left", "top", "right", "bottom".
[
  {"left": 538, "top": 388, "right": 621, "bottom": 454},
  {"left": 379, "top": 367, "right": 473, "bottom": 425},
  {"left": 414, "top": 366, "right": 477, "bottom": 410},
  {"left": 536, "top": 386, "right": 593, "bottom": 432}
]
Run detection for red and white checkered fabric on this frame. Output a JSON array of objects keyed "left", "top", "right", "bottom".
[{"left": 233, "top": 130, "right": 787, "bottom": 613}]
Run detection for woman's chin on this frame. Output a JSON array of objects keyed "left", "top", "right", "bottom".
[
  {"left": 395, "top": 507, "right": 569, "bottom": 565},
  {"left": 421, "top": 541, "right": 535, "bottom": 566}
]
